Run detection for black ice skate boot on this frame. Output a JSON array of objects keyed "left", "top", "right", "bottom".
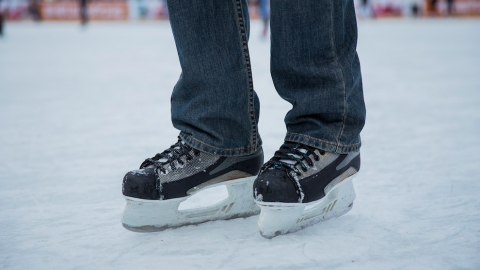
[
  {"left": 253, "top": 142, "right": 360, "bottom": 238},
  {"left": 122, "top": 137, "right": 264, "bottom": 232}
]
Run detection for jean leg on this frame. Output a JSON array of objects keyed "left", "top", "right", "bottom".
[
  {"left": 258, "top": 0, "right": 269, "bottom": 22},
  {"left": 167, "top": 0, "right": 261, "bottom": 156},
  {"left": 270, "top": 0, "right": 366, "bottom": 154}
]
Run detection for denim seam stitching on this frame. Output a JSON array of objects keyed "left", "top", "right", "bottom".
[
  {"left": 286, "top": 133, "right": 361, "bottom": 148},
  {"left": 183, "top": 133, "right": 254, "bottom": 152},
  {"left": 329, "top": 0, "right": 348, "bottom": 153},
  {"left": 233, "top": 0, "right": 257, "bottom": 152}
]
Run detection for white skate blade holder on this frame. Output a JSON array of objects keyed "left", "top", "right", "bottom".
[
  {"left": 122, "top": 176, "right": 259, "bottom": 232},
  {"left": 256, "top": 175, "right": 356, "bottom": 239}
]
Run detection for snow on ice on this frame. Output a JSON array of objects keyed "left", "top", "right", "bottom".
[{"left": 0, "top": 20, "right": 479, "bottom": 269}]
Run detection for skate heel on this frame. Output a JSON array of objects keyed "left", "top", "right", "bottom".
[
  {"left": 257, "top": 204, "right": 306, "bottom": 238},
  {"left": 122, "top": 196, "right": 185, "bottom": 232},
  {"left": 122, "top": 176, "right": 259, "bottom": 232},
  {"left": 257, "top": 175, "right": 356, "bottom": 238}
]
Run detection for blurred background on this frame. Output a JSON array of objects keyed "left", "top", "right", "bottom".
[
  {"left": 1, "top": 0, "right": 479, "bottom": 269},
  {"left": 0, "top": 0, "right": 479, "bottom": 24}
]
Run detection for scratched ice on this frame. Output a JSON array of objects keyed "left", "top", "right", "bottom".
[{"left": 0, "top": 20, "right": 479, "bottom": 269}]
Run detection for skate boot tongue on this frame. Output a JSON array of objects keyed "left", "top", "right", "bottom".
[
  {"left": 279, "top": 148, "right": 308, "bottom": 165},
  {"left": 156, "top": 141, "right": 186, "bottom": 163},
  {"left": 139, "top": 137, "right": 200, "bottom": 174},
  {"left": 265, "top": 142, "right": 323, "bottom": 175}
]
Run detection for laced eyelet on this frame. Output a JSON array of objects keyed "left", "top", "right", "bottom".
[
  {"left": 319, "top": 150, "right": 325, "bottom": 155},
  {"left": 144, "top": 137, "right": 200, "bottom": 174}
]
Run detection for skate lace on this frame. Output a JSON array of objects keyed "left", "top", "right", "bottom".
[
  {"left": 260, "top": 142, "right": 324, "bottom": 176},
  {"left": 139, "top": 137, "right": 201, "bottom": 174}
]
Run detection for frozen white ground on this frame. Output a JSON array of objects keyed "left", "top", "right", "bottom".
[{"left": 1, "top": 19, "right": 479, "bottom": 269}]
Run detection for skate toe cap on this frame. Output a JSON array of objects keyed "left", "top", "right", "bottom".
[
  {"left": 254, "top": 170, "right": 300, "bottom": 203},
  {"left": 122, "top": 167, "right": 159, "bottom": 200}
]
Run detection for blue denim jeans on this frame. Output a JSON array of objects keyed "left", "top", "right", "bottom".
[{"left": 167, "top": 0, "right": 366, "bottom": 156}]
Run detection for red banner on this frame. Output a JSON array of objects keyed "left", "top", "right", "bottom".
[
  {"left": 424, "top": 0, "right": 480, "bottom": 16},
  {"left": 40, "top": 2, "right": 129, "bottom": 20}
]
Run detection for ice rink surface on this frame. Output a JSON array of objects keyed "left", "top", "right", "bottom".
[{"left": 1, "top": 19, "right": 479, "bottom": 269}]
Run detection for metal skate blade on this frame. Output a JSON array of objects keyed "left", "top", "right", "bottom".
[
  {"left": 258, "top": 203, "right": 354, "bottom": 239},
  {"left": 256, "top": 177, "right": 356, "bottom": 239},
  {"left": 122, "top": 209, "right": 260, "bottom": 233},
  {"left": 121, "top": 176, "right": 260, "bottom": 232}
]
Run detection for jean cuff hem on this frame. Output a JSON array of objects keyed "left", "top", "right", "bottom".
[
  {"left": 285, "top": 133, "right": 361, "bottom": 154},
  {"left": 179, "top": 132, "right": 262, "bottom": 157}
]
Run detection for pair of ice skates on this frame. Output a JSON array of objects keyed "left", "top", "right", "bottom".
[{"left": 122, "top": 137, "right": 360, "bottom": 238}]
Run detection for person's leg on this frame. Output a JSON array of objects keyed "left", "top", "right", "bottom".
[
  {"left": 121, "top": 0, "right": 266, "bottom": 232},
  {"left": 270, "top": 0, "right": 365, "bottom": 154},
  {"left": 258, "top": 0, "right": 269, "bottom": 36},
  {"left": 0, "top": 12, "right": 4, "bottom": 36},
  {"left": 80, "top": 0, "right": 88, "bottom": 25},
  {"left": 431, "top": 0, "right": 438, "bottom": 15},
  {"left": 447, "top": 0, "right": 454, "bottom": 15},
  {"left": 253, "top": 0, "right": 365, "bottom": 238},
  {"left": 167, "top": 0, "right": 261, "bottom": 157}
]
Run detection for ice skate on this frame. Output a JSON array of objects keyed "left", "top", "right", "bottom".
[
  {"left": 253, "top": 142, "right": 360, "bottom": 238},
  {"left": 122, "top": 137, "right": 264, "bottom": 232}
]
